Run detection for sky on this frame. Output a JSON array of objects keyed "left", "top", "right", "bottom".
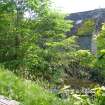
[{"left": 52, "top": 0, "right": 105, "bottom": 13}]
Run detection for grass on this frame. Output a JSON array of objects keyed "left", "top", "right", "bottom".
[
  {"left": 0, "top": 66, "right": 73, "bottom": 105},
  {"left": 0, "top": 66, "right": 105, "bottom": 105}
]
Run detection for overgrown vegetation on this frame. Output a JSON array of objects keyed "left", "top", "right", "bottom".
[
  {"left": 0, "top": 0, "right": 105, "bottom": 105},
  {"left": 0, "top": 66, "right": 71, "bottom": 105},
  {"left": 0, "top": 66, "right": 105, "bottom": 105}
]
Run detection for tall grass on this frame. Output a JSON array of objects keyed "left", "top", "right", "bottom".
[
  {"left": 0, "top": 66, "right": 104, "bottom": 105},
  {"left": 0, "top": 66, "right": 72, "bottom": 105}
]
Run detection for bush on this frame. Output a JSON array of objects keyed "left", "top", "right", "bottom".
[{"left": 0, "top": 66, "right": 73, "bottom": 105}]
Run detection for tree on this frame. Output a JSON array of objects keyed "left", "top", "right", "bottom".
[
  {"left": 92, "top": 24, "right": 105, "bottom": 83},
  {"left": 0, "top": 0, "right": 77, "bottom": 81}
]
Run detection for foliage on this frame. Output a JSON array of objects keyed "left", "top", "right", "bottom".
[
  {"left": 97, "top": 24, "right": 105, "bottom": 51},
  {"left": 90, "top": 25, "right": 105, "bottom": 83},
  {"left": 0, "top": 66, "right": 105, "bottom": 105},
  {"left": 0, "top": 67, "right": 58, "bottom": 104},
  {"left": 77, "top": 19, "right": 95, "bottom": 36},
  {"left": 0, "top": 66, "right": 78, "bottom": 105},
  {"left": 0, "top": 0, "right": 77, "bottom": 80},
  {"left": 1, "top": 1, "right": 105, "bottom": 105}
]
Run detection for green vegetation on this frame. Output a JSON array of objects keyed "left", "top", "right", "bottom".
[
  {"left": 77, "top": 19, "right": 95, "bottom": 36},
  {"left": 0, "top": 66, "right": 70, "bottom": 105},
  {"left": 0, "top": 66, "right": 105, "bottom": 105},
  {"left": 0, "top": 0, "right": 105, "bottom": 105}
]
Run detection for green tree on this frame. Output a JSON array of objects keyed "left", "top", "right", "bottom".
[{"left": 0, "top": 0, "right": 76, "bottom": 81}]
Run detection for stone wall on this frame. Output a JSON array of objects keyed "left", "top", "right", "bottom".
[
  {"left": 0, "top": 95, "right": 20, "bottom": 105},
  {"left": 66, "top": 8, "right": 105, "bottom": 50}
]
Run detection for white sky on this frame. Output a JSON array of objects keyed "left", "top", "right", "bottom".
[{"left": 52, "top": 0, "right": 105, "bottom": 13}]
